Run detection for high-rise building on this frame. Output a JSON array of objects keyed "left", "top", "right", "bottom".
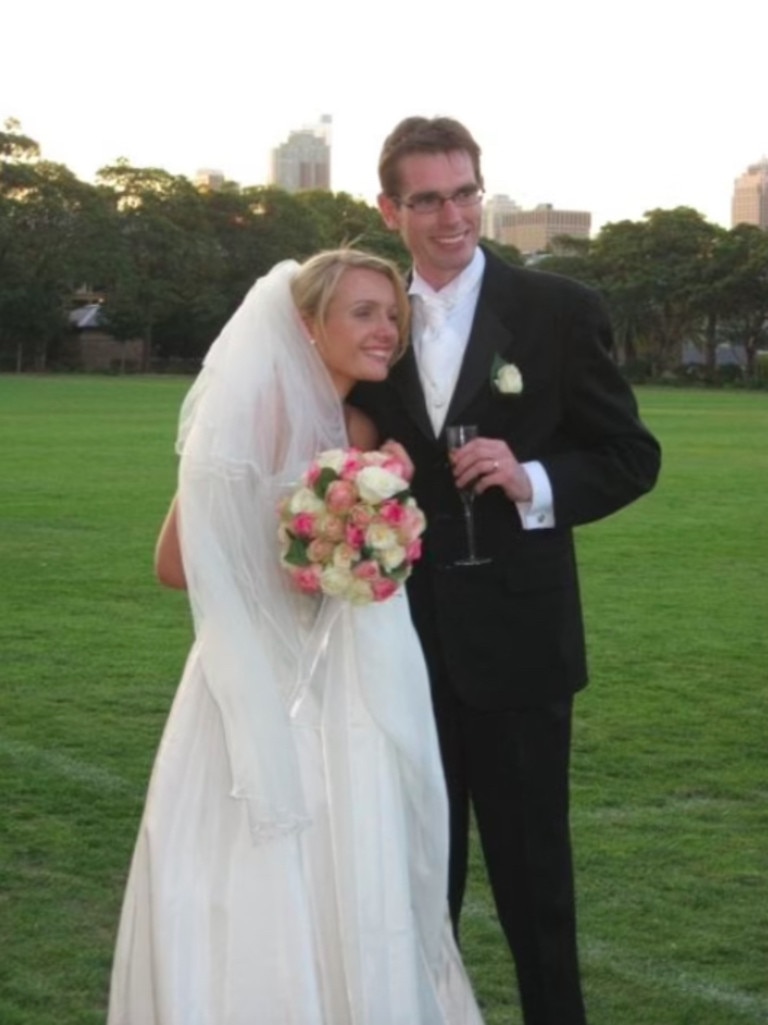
[
  {"left": 270, "top": 117, "right": 332, "bottom": 193},
  {"left": 731, "top": 158, "right": 768, "bottom": 229},
  {"left": 493, "top": 203, "right": 591, "bottom": 256},
  {"left": 481, "top": 194, "right": 521, "bottom": 241}
]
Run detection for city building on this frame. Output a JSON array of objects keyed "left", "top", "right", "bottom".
[
  {"left": 494, "top": 203, "right": 591, "bottom": 256},
  {"left": 481, "top": 194, "right": 521, "bottom": 241},
  {"left": 731, "top": 158, "right": 768, "bottom": 229},
  {"left": 194, "top": 169, "right": 225, "bottom": 191},
  {"left": 270, "top": 116, "right": 332, "bottom": 192}
]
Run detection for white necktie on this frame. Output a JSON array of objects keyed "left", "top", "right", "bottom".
[
  {"left": 418, "top": 297, "right": 447, "bottom": 388},
  {"left": 417, "top": 296, "right": 455, "bottom": 433}
]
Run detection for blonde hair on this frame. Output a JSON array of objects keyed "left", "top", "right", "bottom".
[{"left": 291, "top": 248, "right": 410, "bottom": 360}]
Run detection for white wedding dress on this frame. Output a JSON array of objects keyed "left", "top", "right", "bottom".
[{"left": 107, "top": 262, "right": 484, "bottom": 1025}]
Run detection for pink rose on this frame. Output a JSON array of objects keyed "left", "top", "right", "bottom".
[
  {"left": 326, "top": 479, "right": 357, "bottom": 514},
  {"left": 352, "top": 559, "right": 381, "bottom": 581},
  {"left": 379, "top": 499, "right": 406, "bottom": 526},
  {"left": 381, "top": 457, "right": 407, "bottom": 479},
  {"left": 360, "top": 450, "right": 388, "bottom": 467},
  {"left": 321, "top": 515, "right": 346, "bottom": 543},
  {"left": 345, "top": 524, "right": 366, "bottom": 550},
  {"left": 371, "top": 577, "right": 399, "bottom": 602},
  {"left": 292, "top": 512, "right": 317, "bottom": 539},
  {"left": 340, "top": 450, "right": 364, "bottom": 480},
  {"left": 399, "top": 505, "right": 426, "bottom": 541},
  {"left": 307, "top": 538, "right": 334, "bottom": 563},
  {"left": 291, "top": 565, "right": 322, "bottom": 594},
  {"left": 349, "top": 505, "right": 373, "bottom": 529},
  {"left": 405, "top": 538, "right": 423, "bottom": 562}
]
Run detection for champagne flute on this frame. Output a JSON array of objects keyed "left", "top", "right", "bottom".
[{"left": 446, "top": 424, "right": 491, "bottom": 567}]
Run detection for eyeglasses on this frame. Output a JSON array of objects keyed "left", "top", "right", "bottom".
[{"left": 393, "top": 185, "right": 484, "bottom": 215}]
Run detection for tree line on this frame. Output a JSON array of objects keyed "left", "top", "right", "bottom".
[
  {"left": 2, "top": 119, "right": 767, "bottom": 381},
  {"left": 536, "top": 210, "right": 768, "bottom": 382}
]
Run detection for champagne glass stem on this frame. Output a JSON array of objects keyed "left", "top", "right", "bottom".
[
  {"left": 446, "top": 423, "right": 489, "bottom": 566},
  {"left": 460, "top": 494, "right": 480, "bottom": 561}
]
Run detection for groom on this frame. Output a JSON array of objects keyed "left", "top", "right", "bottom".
[{"left": 352, "top": 117, "right": 661, "bottom": 1025}]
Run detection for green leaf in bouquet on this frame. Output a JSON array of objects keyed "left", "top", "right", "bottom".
[
  {"left": 283, "top": 537, "right": 311, "bottom": 567},
  {"left": 314, "top": 467, "right": 339, "bottom": 498}
]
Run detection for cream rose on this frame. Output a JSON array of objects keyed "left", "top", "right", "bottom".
[
  {"left": 320, "top": 565, "right": 354, "bottom": 597},
  {"left": 315, "top": 449, "right": 348, "bottom": 473},
  {"left": 495, "top": 362, "right": 523, "bottom": 395},
  {"left": 332, "top": 542, "right": 357, "bottom": 571},
  {"left": 288, "top": 486, "right": 325, "bottom": 515},
  {"left": 365, "top": 522, "right": 399, "bottom": 552},
  {"left": 356, "top": 466, "right": 407, "bottom": 504},
  {"left": 347, "top": 579, "right": 375, "bottom": 605},
  {"left": 379, "top": 544, "right": 408, "bottom": 572}
]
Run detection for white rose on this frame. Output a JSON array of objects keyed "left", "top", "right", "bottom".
[
  {"left": 315, "top": 449, "right": 347, "bottom": 473},
  {"left": 495, "top": 362, "right": 523, "bottom": 395},
  {"left": 320, "top": 565, "right": 354, "bottom": 597},
  {"left": 288, "top": 486, "right": 325, "bottom": 515},
  {"left": 332, "top": 543, "right": 357, "bottom": 571},
  {"left": 365, "top": 522, "right": 398, "bottom": 551},
  {"left": 380, "top": 544, "right": 407, "bottom": 571},
  {"left": 347, "top": 579, "right": 375, "bottom": 605},
  {"left": 356, "top": 466, "right": 407, "bottom": 503}
]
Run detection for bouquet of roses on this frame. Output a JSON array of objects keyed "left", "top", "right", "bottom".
[{"left": 278, "top": 447, "right": 426, "bottom": 605}]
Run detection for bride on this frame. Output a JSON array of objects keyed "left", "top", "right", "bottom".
[{"left": 107, "top": 249, "right": 485, "bottom": 1025}]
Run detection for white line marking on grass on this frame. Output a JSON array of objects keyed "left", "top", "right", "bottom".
[
  {"left": 573, "top": 792, "right": 767, "bottom": 825},
  {"left": 583, "top": 939, "right": 768, "bottom": 1020},
  {"left": 462, "top": 891, "right": 766, "bottom": 1020},
  {"left": 1, "top": 736, "right": 142, "bottom": 797}
]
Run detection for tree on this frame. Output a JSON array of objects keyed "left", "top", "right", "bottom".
[
  {"left": 590, "top": 208, "right": 720, "bottom": 372},
  {"left": 97, "top": 163, "right": 224, "bottom": 368},
  {"left": 0, "top": 118, "right": 39, "bottom": 161},
  {"left": 481, "top": 238, "right": 524, "bottom": 268},
  {"left": 579, "top": 219, "right": 652, "bottom": 366},
  {"left": 714, "top": 225, "right": 768, "bottom": 380},
  {"left": 531, "top": 236, "right": 595, "bottom": 285},
  {"left": 294, "top": 190, "right": 410, "bottom": 267},
  {"left": 0, "top": 122, "right": 116, "bottom": 369}
]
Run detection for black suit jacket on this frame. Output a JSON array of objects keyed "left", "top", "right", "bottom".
[{"left": 352, "top": 249, "right": 661, "bottom": 709}]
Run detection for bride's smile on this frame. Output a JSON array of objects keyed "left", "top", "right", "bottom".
[{"left": 306, "top": 267, "right": 401, "bottom": 397}]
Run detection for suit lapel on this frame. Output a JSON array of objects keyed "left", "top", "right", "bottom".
[{"left": 445, "top": 298, "right": 512, "bottom": 427}]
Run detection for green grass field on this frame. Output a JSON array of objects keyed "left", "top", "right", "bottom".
[{"left": 1, "top": 376, "right": 766, "bottom": 1025}]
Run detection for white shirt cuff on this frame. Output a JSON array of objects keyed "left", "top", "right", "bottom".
[{"left": 516, "top": 461, "right": 555, "bottom": 530}]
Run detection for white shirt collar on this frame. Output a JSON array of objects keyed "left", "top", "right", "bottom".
[{"left": 409, "top": 247, "right": 485, "bottom": 308}]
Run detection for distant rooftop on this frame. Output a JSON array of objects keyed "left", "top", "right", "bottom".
[{"left": 69, "top": 303, "right": 104, "bottom": 329}]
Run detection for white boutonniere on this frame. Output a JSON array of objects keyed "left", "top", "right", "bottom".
[{"left": 491, "top": 355, "right": 523, "bottom": 395}]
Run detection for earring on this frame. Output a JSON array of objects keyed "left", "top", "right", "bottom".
[{"left": 308, "top": 337, "right": 316, "bottom": 346}]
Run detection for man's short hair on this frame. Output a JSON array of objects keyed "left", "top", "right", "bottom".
[{"left": 378, "top": 117, "right": 484, "bottom": 197}]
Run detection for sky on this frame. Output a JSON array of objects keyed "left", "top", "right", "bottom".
[{"left": 3, "top": 0, "right": 765, "bottom": 234}]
